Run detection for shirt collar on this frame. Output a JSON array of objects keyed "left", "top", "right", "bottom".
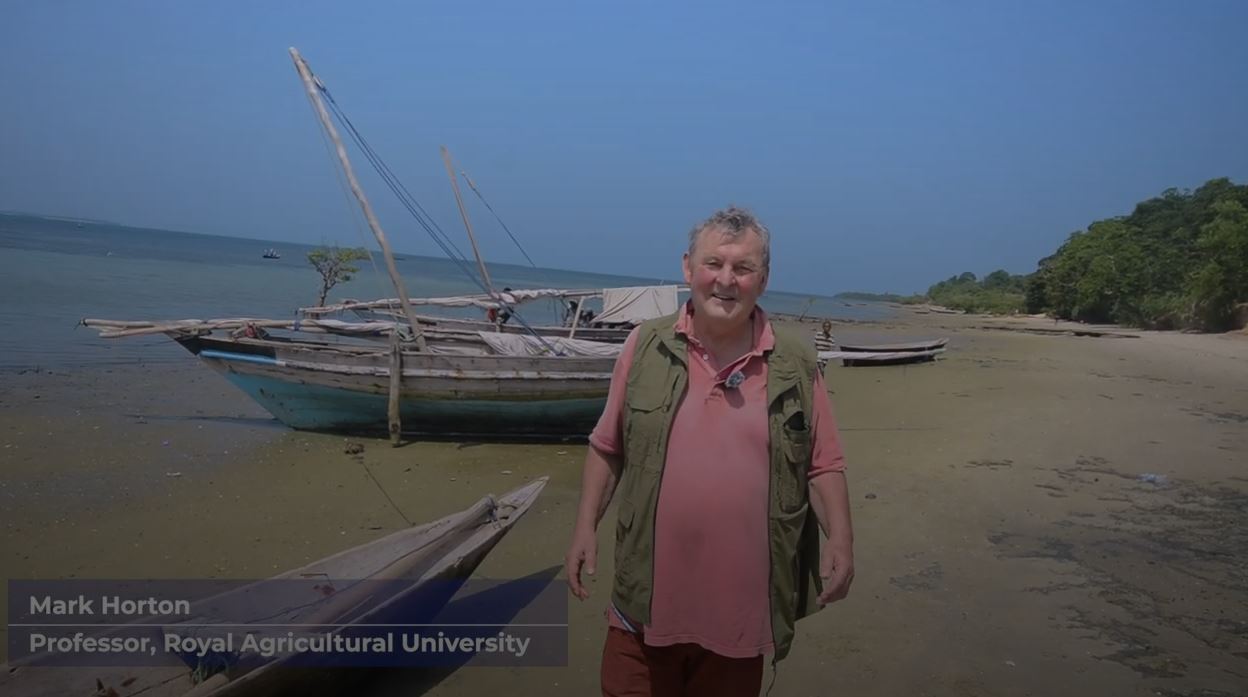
[{"left": 673, "top": 300, "right": 775, "bottom": 356}]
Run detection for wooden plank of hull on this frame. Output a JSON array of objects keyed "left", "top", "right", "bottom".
[
  {"left": 421, "top": 316, "right": 631, "bottom": 343},
  {"left": 181, "top": 335, "right": 617, "bottom": 375},
  {"left": 350, "top": 310, "right": 633, "bottom": 343},
  {"left": 280, "top": 346, "right": 614, "bottom": 375},
  {"left": 193, "top": 345, "right": 614, "bottom": 390},
  {"left": 196, "top": 349, "right": 610, "bottom": 437}
]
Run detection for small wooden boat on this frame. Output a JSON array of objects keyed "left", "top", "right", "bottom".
[
  {"left": 819, "top": 347, "right": 945, "bottom": 367},
  {"left": 814, "top": 319, "right": 947, "bottom": 367},
  {"left": 1, "top": 478, "right": 547, "bottom": 697},
  {"left": 813, "top": 329, "right": 948, "bottom": 369},
  {"left": 833, "top": 338, "right": 948, "bottom": 353}
]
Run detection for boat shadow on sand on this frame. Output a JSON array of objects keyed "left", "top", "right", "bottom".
[
  {"left": 125, "top": 413, "right": 288, "bottom": 430},
  {"left": 252, "top": 565, "right": 565, "bottom": 697},
  {"left": 125, "top": 413, "right": 591, "bottom": 447}
]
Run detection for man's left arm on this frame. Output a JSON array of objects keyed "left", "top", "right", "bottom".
[
  {"left": 807, "top": 371, "right": 855, "bottom": 605},
  {"left": 810, "top": 471, "right": 854, "bottom": 605}
]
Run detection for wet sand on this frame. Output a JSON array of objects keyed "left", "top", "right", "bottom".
[{"left": 1, "top": 311, "right": 1246, "bottom": 696}]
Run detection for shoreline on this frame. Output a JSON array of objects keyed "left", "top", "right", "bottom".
[{"left": 2, "top": 310, "right": 1246, "bottom": 695}]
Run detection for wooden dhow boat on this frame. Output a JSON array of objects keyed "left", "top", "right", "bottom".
[
  {"left": 80, "top": 317, "right": 618, "bottom": 438},
  {"left": 0, "top": 478, "right": 548, "bottom": 697},
  {"left": 82, "top": 48, "right": 635, "bottom": 441}
]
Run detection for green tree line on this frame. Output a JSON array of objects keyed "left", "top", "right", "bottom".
[
  {"left": 1026, "top": 177, "right": 1248, "bottom": 330},
  {"left": 833, "top": 291, "right": 924, "bottom": 303},
  {"left": 925, "top": 269, "right": 1029, "bottom": 315},
  {"left": 905, "top": 177, "right": 1248, "bottom": 331}
]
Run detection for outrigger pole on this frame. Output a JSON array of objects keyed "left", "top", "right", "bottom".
[
  {"left": 440, "top": 145, "right": 496, "bottom": 298},
  {"left": 289, "top": 47, "right": 427, "bottom": 351}
]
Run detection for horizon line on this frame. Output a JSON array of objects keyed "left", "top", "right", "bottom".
[{"left": 1, "top": 209, "right": 880, "bottom": 299}]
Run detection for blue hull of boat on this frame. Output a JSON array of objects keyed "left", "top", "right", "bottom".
[{"left": 216, "top": 369, "right": 606, "bottom": 438}]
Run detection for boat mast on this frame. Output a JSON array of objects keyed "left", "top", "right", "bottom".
[
  {"left": 440, "top": 146, "right": 495, "bottom": 297},
  {"left": 289, "top": 47, "right": 427, "bottom": 351}
]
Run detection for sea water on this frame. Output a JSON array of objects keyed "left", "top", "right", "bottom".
[{"left": 0, "top": 213, "right": 890, "bottom": 370}]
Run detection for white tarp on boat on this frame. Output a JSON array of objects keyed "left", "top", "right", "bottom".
[
  {"left": 594, "top": 285, "right": 681, "bottom": 325},
  {"left": 477, "top": 332, "right": 622, "bottom": 358},
  {"left": 304, "top": 289, "right": 605, "bottom": 315},
  {"left": 402, "top": 288, "right": 602, "bottom": 309}
]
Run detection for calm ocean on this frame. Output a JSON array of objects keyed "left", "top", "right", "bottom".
[{"left": 0, "top": 213, "right": 890, "bottom": 370}]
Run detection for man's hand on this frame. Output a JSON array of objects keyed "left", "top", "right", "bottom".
[
  {"left": 566, "top": 444, "right": 621, "bottom": 601},
  {"left": 818, "top": 538, "right": 854, "bottom": 606},
  {"left": 565, "top": 525, "right": 598, "bottom": 601}
]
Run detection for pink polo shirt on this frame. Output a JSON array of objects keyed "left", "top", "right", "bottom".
[{"left": 590, "top": 303, "right": 846, "bottom": 658}]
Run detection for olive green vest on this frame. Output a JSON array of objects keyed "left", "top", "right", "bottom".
[{"left": 611, "top": 311, "right": 824, "bottom": 661}]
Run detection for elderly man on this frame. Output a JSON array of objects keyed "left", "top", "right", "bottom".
[{"left": 565, "top": 207, "right": 854, "bottom": 697}]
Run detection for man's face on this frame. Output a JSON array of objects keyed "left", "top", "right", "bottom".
[{"left": 682, "top": 228, "right": 769, "bottom": 330}]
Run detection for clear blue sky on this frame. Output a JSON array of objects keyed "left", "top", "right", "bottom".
[{"left": 3, "top": 1, "right": 1246, "bottom": 295}]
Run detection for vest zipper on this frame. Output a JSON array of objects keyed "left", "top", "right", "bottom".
[
  {"left": 767, "top": 411, "right": 778, "bottom": 654},
  {"left": 648, "top": 368, "right": 684, "bottom": 626}
]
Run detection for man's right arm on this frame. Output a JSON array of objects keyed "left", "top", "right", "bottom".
[
  {"left": 566, "top": 445, "right": 624, "bottom": 601},
  {"left": 576, "top": 444, "right": 623, "bottom": 531},
  {"left": 565, "top": 327, "right": 639, "bottom": 600}
]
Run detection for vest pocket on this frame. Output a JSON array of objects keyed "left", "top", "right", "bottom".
[
  {"left": 613, "top": 498, "right": 641, "bottom": 597},
  {"left": 768, "top": 503, "right": 809, "bottom": 648},
  {"left": 624, "top": 394, "right": 671, "bottom": 473},
  {"left": 779, "top": 418, "right": 812, "bottom": 512},
  {"left": 625, "top": 386, "right": 670, "bottom": 411},
  {"left": 783, "top": 422, "right": 811, "bottom": 464},
  {"left": 615, "top": 498, "right": 635, "bottom": 544},
  {"left": 614, "top": 499, "right": 639, "bottom": 571}
]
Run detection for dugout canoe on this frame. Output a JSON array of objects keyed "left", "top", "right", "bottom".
[{"left": 1, "top": 478, "right": 548, "bottom": 697}]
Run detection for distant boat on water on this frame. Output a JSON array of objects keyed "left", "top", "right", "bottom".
[{"left": 262, "top": 248, "right": 281, "bottom": 259}]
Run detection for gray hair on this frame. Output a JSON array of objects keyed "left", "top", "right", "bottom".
[{"left": 687, "top": 206, "right": 771, "bottom": 270}]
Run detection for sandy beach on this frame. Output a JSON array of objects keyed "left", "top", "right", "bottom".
[{"left": 2, "top": 309, "right": 1245, "bottom": 696}]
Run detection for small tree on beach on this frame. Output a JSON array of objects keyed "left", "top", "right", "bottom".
[{"left": 308, "top": 246, "right": 370, "bottom": 306}]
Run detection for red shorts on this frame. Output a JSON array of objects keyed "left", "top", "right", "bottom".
[{"left": 600, "top": 627, "right": 765, "bottom": 697}]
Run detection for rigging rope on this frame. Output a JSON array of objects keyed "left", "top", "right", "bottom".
[
  {"left": 300, "top": 81, "right": 383, "bottom": 282},
  {"left": 461, "top": 173, "right": 538, "bottom": 268},
  {"left": 313, "top": 80, "right": 563, "bottom": 355},
  {"left": 320, "top": 89, "right": 475, "bottom": 275}
]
